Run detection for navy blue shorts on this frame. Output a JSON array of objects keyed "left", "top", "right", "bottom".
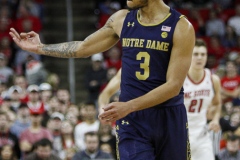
[{"left": 115, "top": 104, "right": 191, "bottom": 160}]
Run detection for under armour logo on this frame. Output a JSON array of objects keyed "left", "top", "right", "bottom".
[
  {"left": 121, "top": 120, "right": 129, "bottom": 125},
  {"left": 127, "top": 22, "right": 135, "bottom": 27},
  {"left": 116, "top": 125, "right": 119, "bottom": 130}
]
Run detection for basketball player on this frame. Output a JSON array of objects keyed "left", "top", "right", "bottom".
[
  {"left": 184, "top": 39, "right": 221, "bottom": 160},
  {"left": 98, "top": 39, "right": 222, "bottom": 160},
  {"left": 9, "top": 0, "right": 195, "bottom": 159}
]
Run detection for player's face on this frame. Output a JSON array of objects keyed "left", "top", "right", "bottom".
[
  {"left": 127, "top": 0, "right": 148, "bottom": 9},
  {"left": 191, "top": 46, "right": 207, "bottom": 70}
]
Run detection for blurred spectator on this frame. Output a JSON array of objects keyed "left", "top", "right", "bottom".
[
  {"left": 221, "top": 25, "right": 238, "bottom": 49},
  {"left": 13, "top": 4, "right": 42, "bottom": 74},
  {"left": 0, "top": 0, "right": 20, "bottom": 19},
  {"left": 85, "top": 53, "right": 107, "bottom": 103},
  {"left": 221, "top": 60, "right": 240, "bottom": 103},
  {"left": 46, "top": 73, "right": 60, "bottom": 94},
  {"left": 14, "top": 50, "right": 41, "bottom": 75},
  {"left": 221, "top": 111, "right": 240, "bottom": 133},
  {"left": 0, "top": 144, "right": 18, "bottom": 160},
  {"left": 13, "top": 75, "right": 29, "bottom": 103},
  {"left": 231, "top": 36, "right": 240, "bottom": 53},
  {"left": 58, "top": 100, "right": 69, "bottom": 115},
  {"left": 0, "top": 36, "right": 13, "bottom": 65},
  {"left": 0, "top": 112, "right": 20, "bottom": 159},
  {"left": 100, "top": 67, "right": 117, "bottom": 92},
  {"left": 206, "top": 54, "right": 219, "bottom": 73},
  {"left": 0, "top": 96, "right": 12, "bottom": 113},
  {"left": 19, "top": 108, "right": 52, "bottom": 157},
  {"left": 65, "top": 104, "right": 79, "bottom": 126},
  {"left": 39, "top": 82, "right": 52, "bottom": 111},
  {"left": 235, "top": 54, "right": 240, "bottom": 74},
  {"left": 212, "top": 0, "right": 234, "bottom": 9},
  {"left": 48, "top": 112, "right": 64, "bottom": 158},
  {"left": 96, "top": 0, "right": 121, "bottom": 29},
  {"left": 0, "top": 96, "right": 16, "bottom": 124},
  {"left": 65, "top": 111, "right": 78, "bottom": 127},
  {"left": 218, "top": 134, "right": 240, "bottom": 160},
  {"left": 7, "top": 85, "right": 22, "bottom": 112},
  {"left": 67, "top": 104, "right": 79, "bottom": 118},
  {"left": 100, "top": 143, "right": 113, "bottom": 156},
  {"left": 0, "top": 53, "right": 13, "bottom": 85},
  {"left": 48, "top": 96, "right": 60, "bottom": 113},
  {"left": 98, "top": 123, "right": 116, "bottom": 159},
  {"left": 208, "top": 36, "right": 226, "bottom": 61},
  {"left": 59, "top": 120, "right": 77, "bottom": 160},
  {"left": 104, "top": 46, "right": 122, "bottom": 70},
  {"left": 26, "top": 84, "right": 45, "bottom": 114},
  {"left": 56, "top": 89, "right": 71, "bottom": 106},
  {"left": 74, "top": 102, "right": 100, "bottom": 150},
  {"left": 0, "top": 100, "right": 17, "bottom": 126},
  {"left": 221, "top": 101, "right": 234, "bottom": 119},
  {"left": 228, "top": 4, "right": 240, "bottom": 36},
  {"left": 205, "top": 10, "right": 225, "bottom": 37},
  {"left": 0, "top": 6, "right": 13, "bottom": 41},
  {"left": 188, "top": 0, "right": 212, "bottom": 7},
  {"left": 72, "top": 131, "right": 113, "bottom": 160},
  {"left": 25, "top": 56, "right": 48, "bottom": 85},
  {"left": 187, "top": 8, "right": 205, "bottom": 36},
  {"left": 24, "top": 138, "right": 61, "bottom": 160},
  {"left": 168, "top": 0, "right": 187, "bottom": 8},
  {"left": 0, "top": 81, "right": 7, "bottom": 98},
  {"left": 10, "top": 103, "right": 31, "bottom": 138},
  {"left": 15, "top": 4, "right": 41, "bottom": 33},
  {"left": 23, "top": 0, "right": 43, "bottom": 19}
]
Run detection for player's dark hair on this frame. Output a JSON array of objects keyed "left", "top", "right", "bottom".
[{"left": 195, "top": 39, "right": 207, "bottom": 48}]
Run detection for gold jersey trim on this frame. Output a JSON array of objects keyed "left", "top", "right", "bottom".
[{"left": 137, "top": 10, "right": 172, "bottom": 26}]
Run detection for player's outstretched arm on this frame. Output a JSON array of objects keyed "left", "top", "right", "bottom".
[
  {"left": 9, "top": 10, "right": 128, "bottom": 58},
  {"left": 208, "top": 74, "right": 222, "bottom": 132}
]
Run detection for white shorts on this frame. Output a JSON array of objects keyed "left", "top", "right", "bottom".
[{"left": 190, "top": 133, "right": 214, "bottom": 160}]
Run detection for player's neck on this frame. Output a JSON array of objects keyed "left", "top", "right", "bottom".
[
  {"left": 138, "top": 1, "right": 170, "bottom": 24},
  {"left": 188, "top": 68, "right": 205, "bottom": 83}
]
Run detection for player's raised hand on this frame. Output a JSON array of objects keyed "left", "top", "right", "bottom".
[{"left": 9, "top": 28, "right": 42, "bottom": 53}]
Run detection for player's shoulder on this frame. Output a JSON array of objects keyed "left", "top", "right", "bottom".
[
  {"left": 110, "top": 9, "right": 130, "bottom": 36},
  {"left": 211, "top": 73, "right": 221, "bottom": 86},
  {"left": 112, "top": 9, "right": 130, "bottom": 20},
  {"left": 175, "top": 15, "right": 195, "bottom": 35},
  {"left": 211, "top": 74, "right": 220, "bottom": 81},
  {"left": 173, "top": 13, "right": 195, "bottom": 44}
]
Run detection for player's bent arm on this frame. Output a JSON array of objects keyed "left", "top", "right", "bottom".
[
  {"left": 211, "top": 74, "right": 222, "bottom": 122},
  {"left": 98, "top": 69, "right": 121, "bottom": 108},
  {"left": 127, "top": 18, "right": 195, "bottom": 112}
]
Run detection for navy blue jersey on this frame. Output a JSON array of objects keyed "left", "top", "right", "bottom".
[{"left": 120, "top": 8, "right": 184, "bottom": 106}]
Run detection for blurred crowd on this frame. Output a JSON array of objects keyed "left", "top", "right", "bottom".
[{"left": 0, "top": 0, "right": 240, "bottom": 160}]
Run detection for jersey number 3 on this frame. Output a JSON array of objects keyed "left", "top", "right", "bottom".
[{"left": 136, "top": 52, "right": 150, "bottom": 80}]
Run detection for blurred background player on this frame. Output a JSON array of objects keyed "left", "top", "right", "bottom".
[{"left": 184, "top": 39, "right": 222, "bottom": 160}]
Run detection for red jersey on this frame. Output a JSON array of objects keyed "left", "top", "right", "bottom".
[{"left": 221, "top": 76, "right": 240, "bottom": 91}]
